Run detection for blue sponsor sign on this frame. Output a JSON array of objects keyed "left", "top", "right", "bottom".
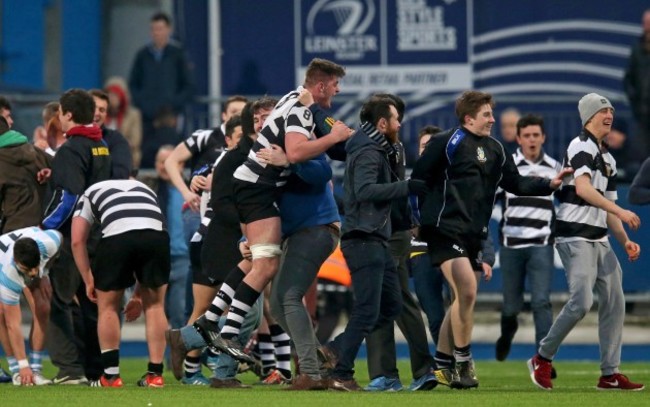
[{"left": 296, "top": 0, "right": 472, "bottom": 93}]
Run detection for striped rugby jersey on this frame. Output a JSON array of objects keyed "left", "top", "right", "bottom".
[
  {"left": 555, "top": 131, "right": 617, "bottom": 242},
  {"left": 0, "top": 227, "right": 62, "bottom": 305},
  {"left": 183, "top": 125, "right": 227, "bottom": 173},
  {"left": 233, "top": 87, "right": 315, "bottom": 187},
  {"left": 74, "top": 179, "right": 165, "bottom": 238},
  {"left": 497, "top": 149, "right": 562, "bottom": 248},
  {"left": 190, "top": 148, "right": 229, "bottom": 243}
]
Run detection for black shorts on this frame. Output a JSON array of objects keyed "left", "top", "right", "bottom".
[
  {"left": 233, "top": 179, "right": 281, "bottom": 224},
  {"left": 196, "top": 214, "right": 243, "bottom": 287},
  {"left": 423, "top": 229, "right": 483, "bottom": 272},
  {"left": 93, "top": 229, "right": 171, "bottom": 291}
]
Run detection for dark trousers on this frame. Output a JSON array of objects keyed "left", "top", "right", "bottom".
[
  {"left": 410, "top": 252, "right": 447, "bottom": 345},
  {"left": 366, "top": 230, "right": 434, "bottom": 380},
  {"left": 330, "top": 239, "right": 402, "bottom": 380},
  {"left": 47, "top": 236, "right": 102, "bottom": 379}
]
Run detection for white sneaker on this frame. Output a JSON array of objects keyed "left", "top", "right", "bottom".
[
  {"left": 12, "top": 371, "right": 53, "bottom": 386},
  {"left": 33, "top": 371, "right": 53, "bottom": 385}
]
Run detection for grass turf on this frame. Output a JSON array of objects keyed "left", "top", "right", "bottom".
[{"left": 2, "top": 359, "right": 648, "bottom": 406}]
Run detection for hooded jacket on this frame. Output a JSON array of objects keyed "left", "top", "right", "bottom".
[
  {"left": 105, "top": 76, "right": 143, "bottom": 168},
  {"left": 0, "top": 130, "right": 51, "bottom": 232},
  {"left": 341, "top": 123, "right": 410, "bottom": 241}
]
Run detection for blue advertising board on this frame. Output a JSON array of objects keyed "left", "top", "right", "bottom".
[{"left": 296, "top": 0, "right": 471, "bottom": 93}]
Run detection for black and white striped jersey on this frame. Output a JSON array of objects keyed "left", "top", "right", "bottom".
[
  {"left": 74, "top": 179, "right": 165, "bottom": 238},
  {"left": 555, "top": 131, "right": 617, "bottom": 242},
  {"left": 233, "top": 87, "right": 315, "bottom": 187},
  {"left": 183, "top": 126, "right": 226, "bottom": 173},
  {"left": 191, "top": 149, "right": 229, "bottom": 243},
  {"left": 497, "top": 149, "right": 562, "bottom": 248}
]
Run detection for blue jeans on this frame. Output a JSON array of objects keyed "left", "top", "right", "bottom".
[
  {"left": 182, "top": 209, "right": 201, "bottom": 317},
  {"left": 330, "top": 239, "right": 402, "bottom": 380},
  {"left": 180, "top": 295, "right": 263, "bottom": 379},
  {"left": 409, "top": 252, "right": 447, "bottom": 346},
  {"left": 500, "top": 245, "right": 554, "bottom": 348},
  {"left": 165, "top": 255, "right": 191, "bottom": 329}
]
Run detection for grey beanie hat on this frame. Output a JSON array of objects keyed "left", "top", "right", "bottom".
[{"left": 578, "top": 93, "right": 614, "bottom": 127}]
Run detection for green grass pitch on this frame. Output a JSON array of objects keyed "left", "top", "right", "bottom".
[{"left": 2, "top": 359, "right": 648, "bottom": 406}]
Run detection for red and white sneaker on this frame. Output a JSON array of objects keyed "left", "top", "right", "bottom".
[
  {"left": 260, "top": 369, "right": 291, "bottom": 385},
  {"left": 597, "top": 373, "right": 644, "bottom": 391},
  {"left": 527, "top": 355, "right": 553, "bottom": 390},
  {"left": 89, "top": 375, "right": 123, "bottom": 388},
  {"left": 137, "top": 373, "right": 164, "bottom": 388}
]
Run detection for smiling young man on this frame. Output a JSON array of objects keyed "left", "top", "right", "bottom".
[
  {"left": 494, "top": 114, "right": 562, "bottom": 365},
  {"left": 412, "top": 91, "right": 570, "bottom": 389},
  {"left": 528, "top": 93, "right": 643, "bottom": 391}
]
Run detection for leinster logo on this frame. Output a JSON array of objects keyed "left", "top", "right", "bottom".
[{"left": 476, "top": 146, "right": 487, "bottom": 163}]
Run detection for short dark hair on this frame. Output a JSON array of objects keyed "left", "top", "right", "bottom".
[
  {"left": 374, "top": 93, "right": 405, "bottom": 123},
  {"left": 516, "top": 114, "right": 545, "bottom": 136},
  {"left": 88, "top": 89, "right": 110, "bottom": 105},
  {"left": 240, "top": 102, "right": 255, "bottom": 137},
  {"left": 455, "top": 91, "right": 495, "bottom": 124},
  {"left": 0, "top": 116, "right": 9, "bottom": 135},
  {"left": 14, "top": 238, "right": 41, "bottom": 269},
  {"left": 0, "top": 96, "right": 11, "bottom": 112},
  {"left": 59, "top": 89, "right": 95, "bottom": 125},
  {"left": 251, "top": 96, "right": 277, "bottom": 114},
  {"left": 151, "top": 11, "right": 171, "bottom": 26},
  {"left": 225, "top": 115, "right": 242, "bottom": 138},
  {"left": 222, "top": 95, "right": 248, "bottom": 114},
  {"left": 359, "top": 96, "right": 396, "bottom": 127},
  {"left": 418, "top": 125, "right": 443, "bottom": 141},
  {"left": 304, "top": 58, "right": 346, "bottom": 87}
]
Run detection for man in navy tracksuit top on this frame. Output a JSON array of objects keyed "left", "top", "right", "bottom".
[
  {"left": 269, "top": 152, "right": 340, "bottom": 390},
  {"left": 42, "top": 89, "right": 112, "bottom": 384},
  {"left": 411, "top": 90, "right": 568, "bottom": 389}
]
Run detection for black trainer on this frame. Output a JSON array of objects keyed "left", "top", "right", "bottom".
[
  {"left": 210, "top": 335, "right": 255, "bottom": 364},
  {"left": 193, "top": 315, "right": 222, "bottom": 349},
  {"left": 451, "top": 360, "right": 479, "bottom": 389},
  {"left": 495, "top": 336, "right": 512, "bottom": 361}
]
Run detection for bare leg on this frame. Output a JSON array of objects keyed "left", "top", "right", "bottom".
[
  {"left": 96, "top": 289, "right": 125, "bottom": 350},
  {"left": 141, "top": 284, "right": 168, "bottom": 364}
]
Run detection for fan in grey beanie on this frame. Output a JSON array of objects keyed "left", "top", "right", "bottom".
[{"left": 578, "top": 93, "right": 614, "bottom": 127}]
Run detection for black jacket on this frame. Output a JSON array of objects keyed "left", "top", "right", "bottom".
[
  {"left": 43, "top": 134, "right": 112, "bottom": 235},
  {"left": 210, "top": 134, "right": 254, "bottom": 227},
  {"left": 128, "top": 42, "right": 194, "bottom": 119},
  {"left": 341, "top": 125, "right": 409, "bottom": 241},
  {"left": 103, "top": 127, "right": 132, "bottom": 179},
  {"left": 412, "top": 126, "right": 554, "bottom": 240}
]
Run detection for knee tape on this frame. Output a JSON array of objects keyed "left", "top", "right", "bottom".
[{"left": 250, "top": 243, "right": 282, "bottom": 260}]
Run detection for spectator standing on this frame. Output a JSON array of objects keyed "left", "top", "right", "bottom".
[
  {"left": 129, "top": 11, "right": 194, "bottom": 168},
  {"left": 623, "top": 8, "right": 650, "bottom": 163},
  {"left": 494, "top": 115, "right": 561, "bottom": 362},
  {"left": 43, "top": 89, "right": 112, "bottom": 385},
  {"left": 151, "top": 145, "right": 190, "bottom": 330},
  {"left": 498, "top": 108, "right": 521, "bottom": 155},
  {"left": 105, "top": 76, "right": 143, "bottom": 170}
]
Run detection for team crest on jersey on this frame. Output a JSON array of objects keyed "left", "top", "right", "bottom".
[{"left": 476, "top": 147, "right": 487, "bottom": 163}]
